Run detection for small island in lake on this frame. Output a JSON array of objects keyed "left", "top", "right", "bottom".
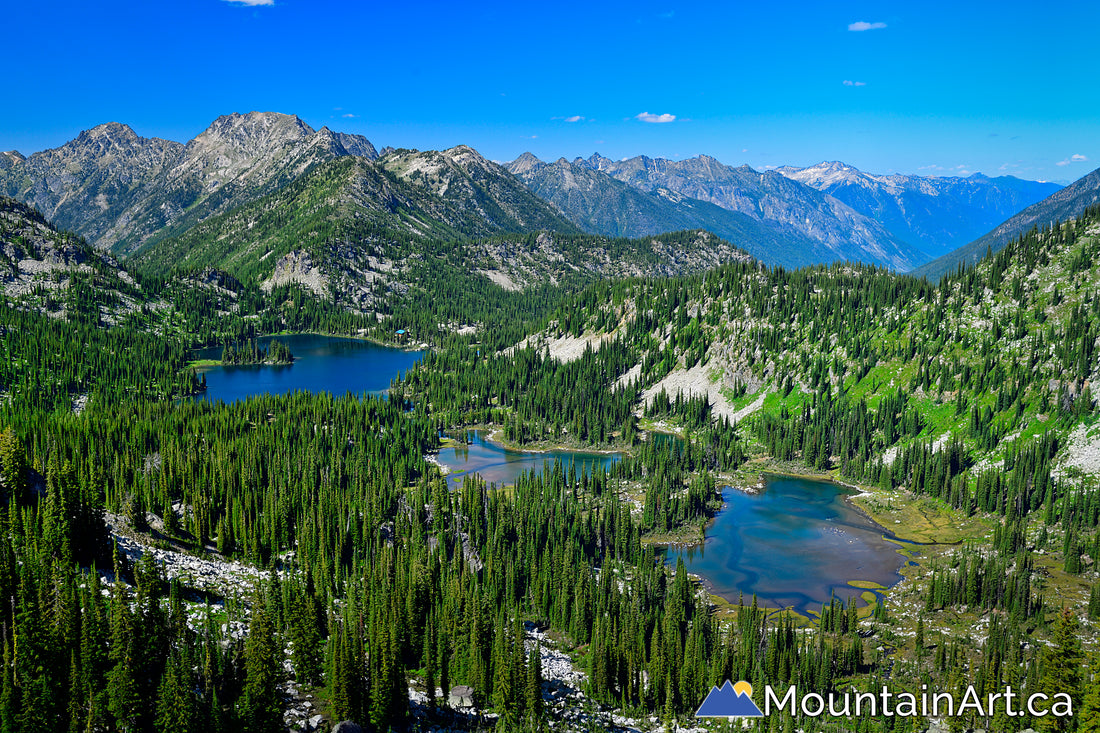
[{"left": 220, "top": 338, "right": 295, "bottom": 365}]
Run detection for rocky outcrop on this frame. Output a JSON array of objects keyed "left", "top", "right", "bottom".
[
  {"left": 0, "top": 196, "right": 143, "bottom": 320},
  {"left": 382, "top": 146, "right": 580, "bottom": 235}
]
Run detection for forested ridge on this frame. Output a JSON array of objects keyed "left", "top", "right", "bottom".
[{"left": 1, "top": 192, "right": 1100, "bottom": 733}]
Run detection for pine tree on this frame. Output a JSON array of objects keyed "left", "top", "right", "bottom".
[
  {"left": 525, "top": 644, "right": 544, "bottom": 721},
  {"left": 288, "top": 590, "right": 322, "bottom": 685},
  {"left": 0, "top": 427, "right": 27, "bottom": 502},
  {"left": 239, "top": 599, "right": 282, "bottom": 733},
  {"left": 155, "top": 651, "right": 198, "bottom": 733},
  {"left": 1079, "top": 652, "right": 1100, "bottom": 733},
  {"left": 1040, "top": 607, "right": 1083, "bottom": 732}
]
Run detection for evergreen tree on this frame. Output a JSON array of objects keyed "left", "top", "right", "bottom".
[
  {"left": 1079, "top": 652, "right": 1100, "bottom": 733},
  {"left": 1041, "top": 607, "right": 1083, "bottom": 732},
  {"left": 239, "top": 599, "right": 282, "bottom": 733}
]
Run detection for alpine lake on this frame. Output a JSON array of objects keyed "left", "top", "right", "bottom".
[{"left": 195, "top": 335, "right": 908, "bottom": 617}]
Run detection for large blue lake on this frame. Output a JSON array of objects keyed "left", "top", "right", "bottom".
[
  {"left": 193, "top": 334, "right": 423, "bottom": 403},
  {"left": 665, "top": 475, "right": 907, "bottom": 616}
]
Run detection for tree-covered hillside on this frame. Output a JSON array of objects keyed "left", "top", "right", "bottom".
[{"left": 3, "top": 198, "right": 1100, "bottom": 733}]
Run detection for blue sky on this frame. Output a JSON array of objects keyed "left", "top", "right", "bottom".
[{"left": 4, "top": 0, "right": 1097, "bottom": 182}]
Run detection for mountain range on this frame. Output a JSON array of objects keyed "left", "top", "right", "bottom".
[
  {"left": 506, "top": 153, "right": 825, "bottom": 269},
  {"left": 2, "top": 110, "right": 1095, "bottom": 285},
  {"left": 0, "top": 112, "right": 378, "bottom": 255},
  {"left": 582, "top": 152, "right": 932, "bottom": 269},
  {"left": 776, "top": 160, "right": 1061, "bottom": 259},
  {"left": 911, "top": 164, "right": 1100, "bottom": 280}
]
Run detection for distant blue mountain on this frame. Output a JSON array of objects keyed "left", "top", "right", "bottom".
[
  {"left": 778, "top": 161, "right": 1062, "bottom": 260},
  {"left": 696, "top": 680, "right": 765, "bottom": 717}
]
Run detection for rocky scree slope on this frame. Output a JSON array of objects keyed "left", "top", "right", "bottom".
[
  {"left": 0, "top": 196, "right": 146, "bottom": 322},
  {"left": 382, "top": 146, "right": 581, "bottom": 235}
]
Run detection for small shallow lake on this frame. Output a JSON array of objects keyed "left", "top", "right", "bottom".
[
  {"left": 665, "top": 475, "right": 908, "bottom": 616},
  {"left": 193, "top": 334, "right": 423, "bottom": 403},
  {"left": 435, "top": 430, "right": 621, "bottom": 487}
]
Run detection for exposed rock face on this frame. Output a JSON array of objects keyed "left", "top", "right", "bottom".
[
  {"left": 0, "top": 196, "right": 142, "bottom": 322},
  {"left": 0, "top": 112, "right": 380, "bottom": 255},
  {"left": 262, "top": 249, "right": 330, "bottom": 298},
  {"left": 381, "top": 146, "right": 580, "bottom": 234},
  {"left": 778, "top": 160, "right": 1062, "bottom": 259},
  {"left": 1, "top": 123, "right": 183, "bottom": 248},
  {"left": 582, "top": 153, "right": 928, "bottom": 270}
]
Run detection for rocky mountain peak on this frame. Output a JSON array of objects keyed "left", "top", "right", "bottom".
[
  {"left": 507, "top": 152, "right": 544, "bottom": 175},
  {"left": 1, "top": 111, "right": 381, "bottom": 255},
  {"left": 191, "top": 111, "right": 314, "bottom": 152},
  {"left": 51, "top": 122, "right": 174, "bottom": 165},
  {"left": 584, "top": 153, "right": 612, "bottom": 170},
  {"left": 327, "top": 130, "right": 378, "bottom": 160},
  {"left": 443, "top": 145, "right": 487, "bottom": 164},
  {"left": 81, "top": 121, "right": 140, "bottom": 143},
  {"left": 778, "top": 161, "right": 868, "bottom": 188}
]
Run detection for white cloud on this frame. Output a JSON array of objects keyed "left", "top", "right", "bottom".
[
  {"left": 564, "top": 115, "right": 585, "bottom": 123},
  {"left": 342, "top": 113, "right": 357, "bottom": 118},
  {"left": 842, "top": 80, "right": 867, "bottom": 86},
  {"left": 223, "top": 0, "right": 274, "bottom": 5},
  {"left": 636, "top": 111, "right": 676, "bottom": 124},
  {"left": 848, "top": 21, "right": 886, "bottom": 31},
  {"left": 1057, "top": 153, "right": 1089, "bottom": 166}
]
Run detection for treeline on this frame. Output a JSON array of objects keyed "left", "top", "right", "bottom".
[{"left": 220, "top": 338, "right": 293, "bottom": 365}]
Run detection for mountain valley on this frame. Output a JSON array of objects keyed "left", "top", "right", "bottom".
[{"left": 3, "top": 111, "right": 1100, "bottom": 733}]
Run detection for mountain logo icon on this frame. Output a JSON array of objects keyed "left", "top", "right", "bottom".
[{"left": 695, "top": 680, "right": 765, "bottom": 717}]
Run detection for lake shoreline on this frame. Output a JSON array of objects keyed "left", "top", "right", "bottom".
[
  {"left": 187, "top": 330, "right": 427, "bottom": 370},
  {"left": 191, "top": 333, "right": 424, "bottom": 404},
  {"left": 445, "top": 425, "right": 629, "bottom": 456},
  {"left": 663, "top": 475, "right": 910, "bottom": 618}
]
